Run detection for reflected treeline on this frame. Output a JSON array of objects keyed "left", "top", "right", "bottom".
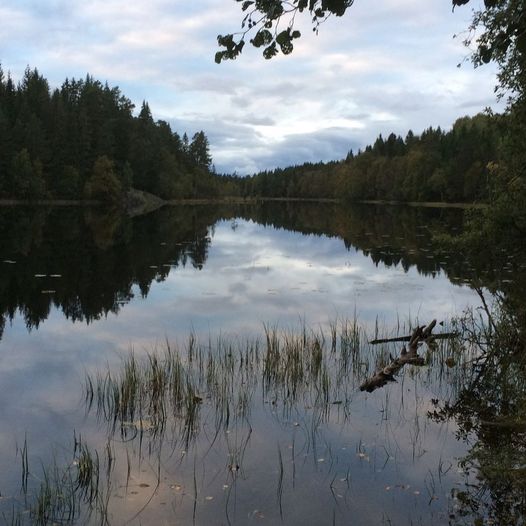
[
  {"left": 234, "top": 201, "right": 466, "bottom": 274},
  {"left": 427, "top": 296, "right": 526, "bottom": 525},
  {"left": 3, "top": 202, "right": 526, "bottom": 524},
  {"left": 0, "top": 206, "right": 217, "bottom": 336},
  {"left": 231, "top": 201, "right": 526, "bottom": 296},
  {"left": 1, "top": 201, "right": 524, "bottom": 339}
]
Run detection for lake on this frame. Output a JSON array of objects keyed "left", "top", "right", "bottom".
[{"left": 0, "top": 202, "right": 520, "bottom": 525}]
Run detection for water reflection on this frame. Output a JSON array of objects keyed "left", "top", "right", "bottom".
[
  {"left": 0, "top": 202, "right": 519, "bottom": 340},
  {"left": 0, "top": 206, "right": 213, "bottom": 335},
  {"left": 7, "top": 324, "right": 472, "bottom": 525},
  {"left": 428, "top": 299, "right": 526, "bottom": 525},
  {"left": 1, "top": 202, "right": 525, "bottom": 525}
]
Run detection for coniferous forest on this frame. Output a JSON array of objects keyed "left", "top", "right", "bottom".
[
  {"left": 0, "top": 64, "right": 509, "bottom": 206},
  {"left": 234, "top": 112, "right": 503, "bottom": 202},
  {"left": 0, "top": 66, "right": 220, "bottom": 202}
]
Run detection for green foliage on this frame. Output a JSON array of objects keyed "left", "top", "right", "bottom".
[
  {"left": 155, "top": 150, "right": 192, "bottom": 199},
  {"left": 84, "top": 156, "right": 123, "bottom": 203},
  {"left": 216, "top": 0, "right": 351, "bottom": 61},
  {"left": 54, "top": 165, "right": 80, "bottom": 199},
  {"left": 219, "top": 0, "right": 519, "bottom": 62},
  {"left": 0, "top": 66, "right": 218, "bottom": 201},
  {"left": 189, "top": 131, "right": 212, "bottom": 169},
  {"left": 429, "top": 293, "right": 526, "bottom": 525},
  {"left": 218, "top": 0, "right": 524, "bottom": 71},
  {"left": 234, "top": 113, "right": 501, "bottom": 202},
  {"left": 460, "top": 0, "right": 526, "bottom": 101},
  {"left": 119, "top": 161, "right": 133, "bottom": 192},
  {"left": 8, "top": 148, "right": 46, "bottom": 200},
  {"left": 452, "top": 0, "right": 526, "bottom": 247}
]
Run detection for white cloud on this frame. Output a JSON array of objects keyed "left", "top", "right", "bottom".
[{"left": 0, "top": 0, "right": 502, "bottom": 173}]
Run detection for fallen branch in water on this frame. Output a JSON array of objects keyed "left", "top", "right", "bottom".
[
  {"left": 360, "top": 320, "right": 437, "bottom": 393},
  {"left": 369, "top": 331, "right": 457, "bottom": 345}
]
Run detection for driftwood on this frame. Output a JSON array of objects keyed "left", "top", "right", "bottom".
[
  {"left": 360, "top": 320, "right": 437, "bottom": 393},
  {"left": 369, "top": 332, "right": 457, "bottom": 345}
]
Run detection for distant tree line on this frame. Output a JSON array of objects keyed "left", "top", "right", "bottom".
[
  {"left": 0, "top": 65, "right": 509, "bottom": 206},
  {"left": 2, "top": 201, "right": 515, "bottom": 339},
  {"left": 232, "top": 112, "right": 504, "bottom": 203},
  {"left": 0, "top": 65, "right": 219, "bottom": 202}
]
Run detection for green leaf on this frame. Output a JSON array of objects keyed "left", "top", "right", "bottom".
[
  {"left": 242, "top": 1, "right": 254, "bottom": 11},
  {"left": 322, "top": 0, "right": 349, "bottom": 16},
  {"left": 479, "top": 45, "right": 492, "bottom": 64},
  {"left": 217, "top": 34, "right": 235, "bottom": 50},
  {"left": 280, "top": 40, "right": 294, "bottom": 54},
  {"left": 276, "top": 30, "right": 290, "bottom": 46},
  {"left": 263, "top": 42, "right": 278, "bottom": 59},
  {"left": 516, "top": 33, "right": 526, "bottom": 55},
  {"left": 251, "top": 29, "right": 273, "bottom": 48}
]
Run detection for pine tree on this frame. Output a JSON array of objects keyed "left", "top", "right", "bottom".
[{"left": 189, "top": 131, "right": 212, "bottom": 169}]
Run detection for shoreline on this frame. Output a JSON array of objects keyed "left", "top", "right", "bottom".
[{"left": 0, "top": 196, "right": 487, "bottom": 210}]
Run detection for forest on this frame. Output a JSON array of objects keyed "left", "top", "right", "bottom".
[
  {"left": 0, "top": 64, "right": 518, "bottom": 212},
  {"left": 0, "top": 65, "right": 221, "bottom": 202},
  {"left": 235, "top": 112, "right": 503, "bottom": 202}
]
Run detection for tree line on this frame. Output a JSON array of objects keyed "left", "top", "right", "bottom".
[
  {"left": 2, "top": 201, "right": 512, "bottom": 340},
  {"left": 0, "top": 65, "right": 514, "bottom": 208},
  {"left": 232, "top": 112, "right": 504, "bottom": 203},
  {"left": 0, "top": 65, "right": 219, "bottom": 202}
]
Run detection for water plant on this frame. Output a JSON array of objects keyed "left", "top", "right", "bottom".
[{"left": 8, "top": 317, "right": 487, "bottom": 525}]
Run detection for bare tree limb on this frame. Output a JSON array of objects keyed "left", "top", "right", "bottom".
[{"left": 360, "top": 320, "right": 437, "bottom": 393}]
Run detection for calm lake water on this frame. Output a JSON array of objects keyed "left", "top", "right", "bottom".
[{"left": 0, "top": 202, "right": 519, "bottom": 525}]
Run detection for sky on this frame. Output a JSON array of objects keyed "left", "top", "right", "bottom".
[{"left": 0, "top": 0, "right": 503, "bottom": 175}]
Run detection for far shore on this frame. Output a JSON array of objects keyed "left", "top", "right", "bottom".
[
  {"left": 0, "top": 196, "right": 488, "bottom": 210},
  {"left": 360, "top": 199, "right": 487, "bottom": 209}
]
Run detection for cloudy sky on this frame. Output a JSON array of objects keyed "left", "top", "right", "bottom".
[{"left": 1, "top": 0, "right": 502, "bottom": 174}]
